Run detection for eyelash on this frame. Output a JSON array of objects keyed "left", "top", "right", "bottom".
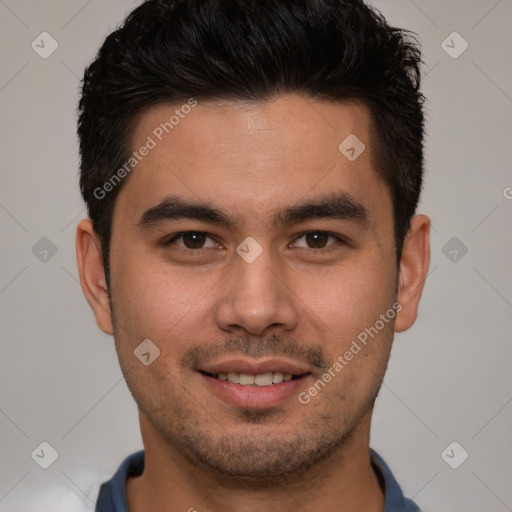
[{"left": 162, "top": 231, "right": 347, "bottom": 254}]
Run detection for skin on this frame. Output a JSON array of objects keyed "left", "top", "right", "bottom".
[{"left": 76, "top": 94, "right": 430, "bottom": 512}]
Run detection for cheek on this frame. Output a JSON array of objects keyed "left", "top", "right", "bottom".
[
  {"left": 110, "top": 252, "right": 219, "bottom": 347},
  {"left": 297, "top": 261, "right": 394, "bottom": 341}
]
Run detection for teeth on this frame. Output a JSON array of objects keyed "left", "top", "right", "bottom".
[
  {"left": 254, "top": 373, "right": 273, "bottom": 386},
  {"left": 227, "top": 372, "right": 240, "bottom": 384},
  {"left": 215, "top": 371, "right": 297, "bottom": 386},
  {"left": 272, "top": 372, "right": 284, "bottom": 384},
  {"left": 239, "top": 373, "right": 255, "bottom": 385}
]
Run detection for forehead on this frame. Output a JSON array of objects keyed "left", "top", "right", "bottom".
[{"left": 114, "top": 94, "right": 392, "bottom": 233}]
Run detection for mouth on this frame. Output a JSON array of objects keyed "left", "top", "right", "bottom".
[
  {"left": 197, "top": 358, "right": 312, "bottom": 408},
  {"left": 199, "top": 370, "right": 306, "bottom": 387}
]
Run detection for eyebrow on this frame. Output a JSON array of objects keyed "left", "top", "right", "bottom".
[{"left": 136, "top": 192, "right": 370, "bottom": 231}]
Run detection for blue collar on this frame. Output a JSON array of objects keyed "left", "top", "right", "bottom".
[{"left": 96, "top": 449, "right": 420, "bottom": 511}]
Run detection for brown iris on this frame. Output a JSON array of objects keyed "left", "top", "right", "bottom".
[
  {"left": 303, "top": 232, "right": 329, "bottom": 249},
  {"left": 181, "top": 232, "right": 207, "bottom": 249}
]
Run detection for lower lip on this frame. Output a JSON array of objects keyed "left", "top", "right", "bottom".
[{"left": 200, "top": 373, "right": 309, "bottom": 408}]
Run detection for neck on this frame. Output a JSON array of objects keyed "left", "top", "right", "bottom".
[{"left": 127, "top": 410, "right": 385, "bottom": 512}]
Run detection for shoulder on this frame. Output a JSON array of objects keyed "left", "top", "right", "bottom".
[
  {"left": 370, "top": 448, "right": 421, "bottom": 512},
  {"left": 95, "top": 450, "right": 145, "bottom": 512}
]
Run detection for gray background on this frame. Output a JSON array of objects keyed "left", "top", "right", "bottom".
[{"left": 1, "top": 0, "right": 511, "bottom": 510}]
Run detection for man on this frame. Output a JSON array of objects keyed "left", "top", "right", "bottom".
[{"left": 75, "top": 0, "right": 430, "bottom": 510}]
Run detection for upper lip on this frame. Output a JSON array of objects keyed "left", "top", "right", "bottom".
[{"left": 199, "top": 358, "right": 311, "bottom": 376}]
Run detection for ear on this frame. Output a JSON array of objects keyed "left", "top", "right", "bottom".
[
  {"left": 75, "top": 218, "right": 114, "bottom": 335},
  {"left": 394, "top": 214, "right": 431, "bottom": 333}
]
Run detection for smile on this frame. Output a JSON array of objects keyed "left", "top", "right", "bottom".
[{"left": 200, "top": 371, "right": 303, "bottom": 387}]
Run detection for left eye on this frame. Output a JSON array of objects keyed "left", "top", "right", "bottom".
[{"left": 292, "top": 231, "right": 343, "bottom": 249}]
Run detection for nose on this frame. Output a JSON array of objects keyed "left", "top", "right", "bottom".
[{"left": 214, "top": 243, "right": 299, "bottom": 337}]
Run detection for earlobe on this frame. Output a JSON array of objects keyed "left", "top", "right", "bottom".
[
  {"left": 394, "top": 214, "right": 431, "bottom": 333},
  {"left": 75, "top": 218, "right": 114, "bottom": 335}
]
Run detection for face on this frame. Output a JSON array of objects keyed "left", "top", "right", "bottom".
[{"left": 77, "top": 94, "right": 429, "bottom": 484}]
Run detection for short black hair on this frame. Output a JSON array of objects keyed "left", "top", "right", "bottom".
[{"left": 78, "top": 0, "right": 425, "bottom": 292}]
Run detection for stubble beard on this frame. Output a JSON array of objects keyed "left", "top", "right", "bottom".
[
  {"left": 128, "top": 370, "right": 379, "bottom": 489},
  {"left": 110, "top": 297, "right": 387, "bottom": 489}
]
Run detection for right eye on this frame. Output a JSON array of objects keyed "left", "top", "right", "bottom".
[{"left": 163, "top": 231, "right": 220, "bottom": 251}]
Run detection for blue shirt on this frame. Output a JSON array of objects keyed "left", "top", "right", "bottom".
[{"left": 95, "top": 449, "right": 420, "bottom": 511}]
